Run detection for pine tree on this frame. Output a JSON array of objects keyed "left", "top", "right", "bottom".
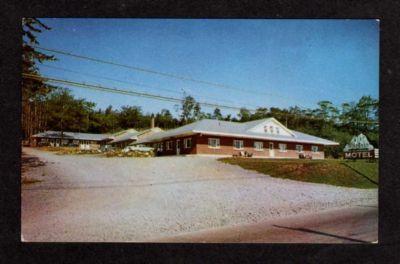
[{"left": 22, "top": 18, "right": 55, "bottom": 140}]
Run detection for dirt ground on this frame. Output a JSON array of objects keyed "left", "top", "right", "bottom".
[{"left": 21, "top": 147, "right": 377, "bottom": 242}]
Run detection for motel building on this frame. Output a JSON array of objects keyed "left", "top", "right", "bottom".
[
  {"left": 31, "top": 131, "right": 113, "bottom": 150},
  {"left": 135, "top": 118, "right": 339, "bottom": 159}
]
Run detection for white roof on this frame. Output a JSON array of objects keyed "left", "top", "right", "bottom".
[
  {"left": 109, "top": 129, "right": 140, "bottom": 144},
  {"left": 32, "top": 131, "right": 112, "bottom": 141},
  {"left": 135, "top": 118, "right": 339, "bottom": 146}
]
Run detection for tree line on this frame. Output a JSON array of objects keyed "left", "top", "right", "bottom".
[
  {"left": 22, "top": 19, "right": 378, "bottom": 158},
  {"left": 26, "top": 87, "right": 379, "bottom": 158}
]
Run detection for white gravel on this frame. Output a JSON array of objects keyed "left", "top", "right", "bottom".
[{"left": 21, "top": 147, "right": 377, "bottom": 242}]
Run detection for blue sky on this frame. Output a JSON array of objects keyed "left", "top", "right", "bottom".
[{"left": 36, "top": 19, "right": 379, "bottom": 117}]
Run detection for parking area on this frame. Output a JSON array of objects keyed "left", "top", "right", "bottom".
[{"left": 21, "top": 147, "right": 377, "bottom": 242}]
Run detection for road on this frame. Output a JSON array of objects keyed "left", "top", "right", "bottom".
[
  {"left": 154, "top": 206, "right": 378, "bottom": 243},
  {"left": 21, "top": 147, "right": 377, "bottom": 242}
]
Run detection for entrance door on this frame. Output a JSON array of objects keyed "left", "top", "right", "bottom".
[
  {"left": 176, "top": 139, "right": 180, "bottom": 155},
  {"left": 269, "top": 142, "right": 275, "bottom": 158}
]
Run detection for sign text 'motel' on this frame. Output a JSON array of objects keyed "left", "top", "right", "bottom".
[
  {"left": 344, "top": 150, "right": 374, "bottom": 159},
  {"left": 343, "top": 133, "right": 378, "bottom": 159}
]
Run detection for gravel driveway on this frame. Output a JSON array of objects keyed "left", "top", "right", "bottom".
[{"left": 21, "top": 147, "right": 377, "bottom": 242}]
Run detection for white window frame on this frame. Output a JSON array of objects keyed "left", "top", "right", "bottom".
[
  {"left": 254, "top": 141, "right": 263, "bottom": 151},
  {"left": 279, "top": 143, "right": 287, "bottom": 152},
  {"left": 311, "top": 145, "right": 319, "bottom": 153},
  {"left": 159, "top": 142, "right": 163, "bottom": 151},
  {"left": 296, "top": 144, "right": 304, "bottom": 153},
  {"left": 166, "top": 141, "right": 173, "bottom": 150},
  {"left": 184, "top": 138, "right": 192, "bottom": 149},
  {"left": 208, "top": 138, "right": 220, "bottom": 149},
  {"left": 233, "top": 139, "right": 244, "bottom": 150}
]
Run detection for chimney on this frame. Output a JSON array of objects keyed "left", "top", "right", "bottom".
[{"left": 150, "top": 114, "right": 155, "bottom": 129}]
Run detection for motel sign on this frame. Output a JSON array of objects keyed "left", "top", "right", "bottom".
[{"left": 343, "top": 133, "right": 378, "bottom": 159}]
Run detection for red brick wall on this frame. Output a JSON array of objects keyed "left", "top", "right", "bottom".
[
  {"left": 150, "top": 133, "right": 325, "bottom": 159},
  {"left": 152, "top": 135, "right": 197, "bottom": 155},
  {"left": 195, "top": 134, "right": 325, "bottom": 159}
]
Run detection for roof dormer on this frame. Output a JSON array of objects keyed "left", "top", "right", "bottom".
[{"left": 246, "top": 118, "right": 295, "bottom": 137}]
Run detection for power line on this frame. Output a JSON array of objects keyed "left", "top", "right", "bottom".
[
  {"left": 39, "top": 64, "right": 238, "bottom": 106},
  {"left": 22, "top": 73, "right": 257, "bottom": 112},
  {"left": 40, "top": 64, "right": 182, "bottom": 95},
  {"left": 43, "top": 63, "right": 374, "bottom": 119},
  {"left": 35, "top": 45, "right": 306, "bottom": 105},
  {"left": 35, "top": 46, "right": 378, "bottom": 113},
  {"left": 23, "top": 72, "right": 379, "bottom": 125}
]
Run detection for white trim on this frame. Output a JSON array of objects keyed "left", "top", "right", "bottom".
[
  {"left": 254, "top": 141, "right": 264, "bottom": 151},
  {"left": 208, "top": 138, "right": 220, "bottom": 149},
  {"left": 176, "top": 139, "right": 180, "bottom": 155},
  {"left": 279, "top": 143, "right": 287, "bottom": 152},
  {"left": 247, "top": 118, "right": 296, "bottom": 137},
  {"left": 296, "top": 144, "right": 304, "bottom": 153},
  {"left": 166, "top": 141, "right": 173, "bottom": 150},
  {"left": 193, "top": 130, "right": 339, "bottom": 146},
  {"left": 311, "top": 145, "right": 319, "bottom": 153},
  {"left": 233, "top": 139, "right": 244, "bottom": 150},
  {"left": 184, "top": 138, "right": 192, "bottom": 148}
]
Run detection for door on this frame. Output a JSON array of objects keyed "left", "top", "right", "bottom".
[
  {"left": 176, "top": 139, "right": 180, "bottom": 155},
  {"left": 269, "top": 142, "right": 275, "bottom": 157}
]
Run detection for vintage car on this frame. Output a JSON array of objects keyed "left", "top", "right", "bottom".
[{"left": 122, "top": 144, "right": 154, "bottom": 153}]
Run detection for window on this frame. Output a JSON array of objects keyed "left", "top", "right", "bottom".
[
  {"left": 311, "top": 145, "right": 319, "bottom": 153},
  {"left": 296, "top": 144, "right": 303, "bottom": 153},
  {"left": 276, "top": 127, "right": 280, "bottom": 134},
  {"left": 269, "top": 126, "right": 274, "bottom": 134},
  {"left": 166, "top": 141, "right": 173, "bottom": 150},
  {"left": 279, "top": 143, "right": 287, "bottom": 152},
  {"left": 208, "top": 138, "right": 220, "bottom": 148},
  {"left": 184, "top": 138, "right": 192, "bottom": 148},
  {"left": 159, "top": 142, "right": 163, "bottom": 151},
  {"left": 254, "top": 141, "right": 263, "bottom": 151},
  {"left": 233, "top": 140, "right": 244, "bottom": 150},
  {"left": 264, "top": 126, "right": 268, "bottom": 133}
]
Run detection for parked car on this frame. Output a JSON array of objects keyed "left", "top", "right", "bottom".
[
  {"left": 100, "top": 145, "right": 114, "bottom": 152},
  {"left": 123, "top": 144, "right": 154, "bottom": 153}
]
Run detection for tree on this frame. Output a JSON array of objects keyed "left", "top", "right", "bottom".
[
  {"left": 212, "top": 107, "right": 223, "bottom": 120},
  {"left": 45, "top": 88, "right": 92, "bottom": 141},
  {"left": 118, "top": 106, "right": 143, "bottom": 129},
  {"left": 22, "top": 18, "right": 56, "bottom": 139},
  {"left": 238, "top": 108, "right": 251, "bottom": 122},
  {"left": 193, "top": 103, "right": 202, "bottom": 120},
  {"left": 355, "top": 96, "right": 379, "bottom": 133},
  {"left": 223, "top": 114, "right": 232, "bottom": 121},
  {"left": 180, "top": 95, "right": 196, "bottom": 124},
  {"left": 252, "top": 107, "right": 269, "bottom": 120}
]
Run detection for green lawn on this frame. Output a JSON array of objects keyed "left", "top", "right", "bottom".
[
  {"left": 219, "top": 158, "right": 379, "bottom": 189},
  {"left": 341, "top": 160, "right": 379, "bottom": 184}
]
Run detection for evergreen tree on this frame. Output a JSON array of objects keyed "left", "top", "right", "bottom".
[
  {"left": 22, "top": 18, "right": 56, "bottom": 139},
  {"left": 212, "top": 107, "right": 223, "bottom": 120}
]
